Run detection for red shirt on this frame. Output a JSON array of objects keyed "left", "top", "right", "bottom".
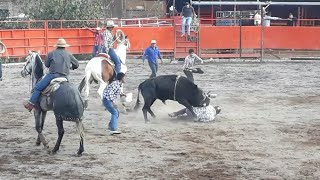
[{"left": 94, "top": 32, "right": 103, "bottom": 46}]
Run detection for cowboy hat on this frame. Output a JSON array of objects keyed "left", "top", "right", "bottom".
[
  {"left": 169, "top": 6, "right": 174, "bottom": 11},
  {"left": 151, "top": 40, "right": 157, "bottom": 44},
  {"left": 0, "top": 41, "right": 6, "bottom": 54},
  {"left": 106, "top": 20, "right": 115, "bottom": 28},
  {"left": 96, "top": 27, "right": 101, "bottom": 31},
  {"left": 54, "top": 38, "right": 70, "bottom": 47}
]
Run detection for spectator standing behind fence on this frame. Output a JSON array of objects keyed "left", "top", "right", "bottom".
[
  {"left": 287, "top": 13, "right": 298, "bottom": 26},
  {"left": 143, "top": 40, "right": 163, "bottom": 78},
  {"left": 254, "top": 11, "right": 261, "bottom": 26},
  {"left": 86, "top": 27, "right": 104, "bottom": 57},
  {"left": 183, "top": 49, "right": 203, "bottom": 82},
  {"left": 181, "top": 2, "right": 197, "bottom": 37},
  {"left": 169, "top": 6, "right": 178, "bottom": 17}
]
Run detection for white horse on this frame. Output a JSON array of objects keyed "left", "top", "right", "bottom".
[{"left": 79, "top": 29, "right": 130, "bottom": 109}]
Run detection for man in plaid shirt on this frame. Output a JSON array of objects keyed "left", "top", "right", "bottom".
[
  {"left": 102, "top": 72, "right": 126, "bottom": 135},
  {"left": 183, "top": 48, "right": 204, "bottom": 82},
  {"left": 102, "top": 20, "right": 121, "bottom": 74}
]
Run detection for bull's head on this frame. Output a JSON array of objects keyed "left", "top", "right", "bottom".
[{"left": 199, "top": 91, "right": 217, "bottom": 107}]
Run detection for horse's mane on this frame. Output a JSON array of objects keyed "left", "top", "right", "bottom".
[{"left": 33, "top": 53, "right": 44, "bottom": 80}]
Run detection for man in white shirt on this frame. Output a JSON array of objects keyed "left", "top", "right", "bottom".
[
  {"left": 264, "top": 11, "right": 282, "bottom": 27},
  {"left": 254, "top": 11, "right": 261, "bottom": 26},
  {"left": 183, "top": 48, "right": 204, "bottom": 82}
]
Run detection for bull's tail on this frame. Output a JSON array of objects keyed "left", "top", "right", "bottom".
[
  {"left": 78, "top": 77, "right": 86, "bottom": 93},
  {"left": 133, "top": 83, "right": 143, "bottom": 111}
]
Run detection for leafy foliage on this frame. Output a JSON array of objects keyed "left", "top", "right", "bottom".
[{"left": 16, "top": 0, "right": 105, "bottom": 20}]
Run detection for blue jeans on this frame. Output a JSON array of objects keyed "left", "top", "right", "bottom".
[
  {"left": 181, "top": 17, "right": 192, "bottom": 35},
  {"left": 103, "top": 98, "right": 119, "bottom": 131},
  {"left": 29, "top": 73, "right": 64, "bottom": 104},
  {"left": 108, "top": 48, "right": 121, "bottom": 74},
  {"left": 148, "top": 62, "right": 158, "bottom": 78},
  {"left": 92, "top": 45, "right": 102, "bottom": 57}
]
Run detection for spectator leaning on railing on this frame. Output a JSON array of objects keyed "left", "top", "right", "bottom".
[
  {"left": 263, "top": 11, "right": 282, "bottom": 27},
  {"left": 287, "top": 13, "right": 298, "bottom": 26}
]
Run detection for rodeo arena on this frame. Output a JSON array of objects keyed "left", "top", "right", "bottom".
[{"left": 1, "top": 0, "right": 320, "bottom": 179}]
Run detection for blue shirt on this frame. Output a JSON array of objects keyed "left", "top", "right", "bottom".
[{"left": 143, "top": 46, "right": 162, "bottom": 64}]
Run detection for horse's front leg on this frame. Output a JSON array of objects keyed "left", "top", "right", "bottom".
[
  {"left": 50, "top": 115, "right": 64, "bottom": 155},
  {"left": 34, "top": 109, "right": 49, "bottom": 149}
]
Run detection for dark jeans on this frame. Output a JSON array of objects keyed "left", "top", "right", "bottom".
[
  {"left": 92, "top": 45, "right": 103, "bottom": 57},
  {"left": 29, "top": 73, "right": 65, "bottom": 104},
  {"left": 108, "top": 48, "right": 121, "bottom": 74},
  {"left": 183, "top": 69, "right": 194, "bottom": 82},
  {"left": 148, "top": 62, "right": 158, "bottom": 78}
]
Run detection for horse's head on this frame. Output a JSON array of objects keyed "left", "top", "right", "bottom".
[{"left": 21, "top": 50, "right": 43, "bottom": 79}]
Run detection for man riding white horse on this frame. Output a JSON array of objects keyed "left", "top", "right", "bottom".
[{"left": 102, "top": 20, "right": 121, "bottom": 74}]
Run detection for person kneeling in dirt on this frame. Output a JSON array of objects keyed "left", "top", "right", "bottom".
[{"left": 168, "top": 105, "right": 221, "bottom": 122}]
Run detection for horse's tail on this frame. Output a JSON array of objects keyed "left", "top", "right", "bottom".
[
  {"left": 78, "top": 77, "right": 86, "bottom": 93},
  {"left": 133, "top": 82, "right": 143, "bottom": 111}
]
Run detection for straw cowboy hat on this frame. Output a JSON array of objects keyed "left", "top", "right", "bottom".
[
  {"left": 106, "top": 20, "right": 115, "bottom": 28},
  {"left": 169, "top": 6, "right": 174, "bottom": 11},
  {"left": 151, "top": 40, "right": 157, "bottom": 44},
  {"left": 0, "top": 41, "right": 6, "bottom": 54},
  {"left": 54, "top": 38, "right": 70, "bottom": 47}
]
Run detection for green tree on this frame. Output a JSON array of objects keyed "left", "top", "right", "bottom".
[{"left": 16, "top": 0, "right": 105, "bottom": 20}]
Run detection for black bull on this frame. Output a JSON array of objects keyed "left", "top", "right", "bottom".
[{"left": 134, "top": 75, "right": 211, "bottom": 122}]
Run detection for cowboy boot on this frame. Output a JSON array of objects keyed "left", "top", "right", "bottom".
[{"left": 23, "top": 101, "right": 34, "bottom": 112}]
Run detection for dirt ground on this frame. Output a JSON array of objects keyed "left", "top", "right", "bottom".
[{"left": 0, "top": 60, "right": 320, "bottom": 180}]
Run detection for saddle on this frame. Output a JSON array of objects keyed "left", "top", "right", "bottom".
[{"left": 41, "top": 77, "right": 68, "bottom": 96}]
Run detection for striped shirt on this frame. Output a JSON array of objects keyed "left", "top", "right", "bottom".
[
  {"left": 183, "top": 54, "right": 203, "bottom": 70},
  {"left": 103, "top": 80, "right": 122, "bottom": 101}
]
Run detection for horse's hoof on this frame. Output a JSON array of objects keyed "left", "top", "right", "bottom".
[
  {"left": 43, "top": 145, "right": 50, "bottom": 150},
  {"left": 36, "top": 142, "right": 41, "bottom": 146},
  {"left": 145, "top": 120, "right": 150, "bottom": 124},
  {"left": 84, "top": 100, "right": 88, "bottom": 109}
]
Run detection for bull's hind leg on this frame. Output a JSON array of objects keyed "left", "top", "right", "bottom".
[
  {"left": 51, "top": 115, "right": 64, "bottom": 155},
  {"left": 142, "top": 98, "right": 156, "bottom": 123}
]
